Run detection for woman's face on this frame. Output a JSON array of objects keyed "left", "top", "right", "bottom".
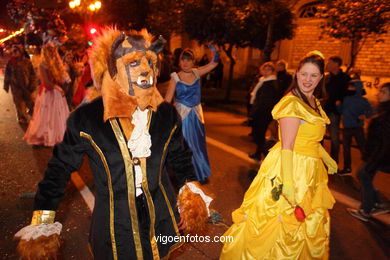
[
  {"left": 296, "top": 62, "right": 323, "bottom": 96},
  {"left": 180, "top": 58, "right": 194, "bottom": 72},
  {"left": 261, "top": 66, "right": 274, "bottom": 78}
]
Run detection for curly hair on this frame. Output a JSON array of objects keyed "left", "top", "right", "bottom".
[{"left": 41, "top": 44, "right": 68, "bottom": 85}]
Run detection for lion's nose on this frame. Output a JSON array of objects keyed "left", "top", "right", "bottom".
[{"left": 141, "top": 71, "right": 148, "bottom": 77}]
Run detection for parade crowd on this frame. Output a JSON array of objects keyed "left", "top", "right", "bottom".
[{"left": 2, "top": 28, "right": 389, "bottom": 259}]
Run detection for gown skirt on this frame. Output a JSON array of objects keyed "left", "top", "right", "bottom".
[
  {"left": 24, "top": 86, "right": 69, "bottom": 147},
  {"left": 181, "top": 107, "right": 211, "bottom": 181}
]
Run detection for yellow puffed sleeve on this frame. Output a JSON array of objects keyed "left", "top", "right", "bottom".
[{"left": 272, "top": 95, "right": 329, "bottom": 124}]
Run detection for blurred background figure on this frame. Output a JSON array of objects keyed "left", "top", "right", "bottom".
[
  {"left": 248, "top": 62, "right": 278, "bottom": 161},
  {"left": 324, "top": 56, "right": 350, "bottom": 163},
  {"left": 338, "top": 79, "right": 373, "bottom": 174},
  {"left": 347, "top": 82, "right": 390, "bottom": 221},
  {"left": 276, "top": 59, "right": 292, "bottom": 97},
  {"left": 3, "top": 45, "right": 37, "bottom": 124},
  {"left": 198, "top": 53, "right": 210, "bottom": 87},
  {"left": 23, "top": 44, "right": 70, "bottom": 147},
  {"left": 210, "top": 59, "right": 224, "bottom": 89}
]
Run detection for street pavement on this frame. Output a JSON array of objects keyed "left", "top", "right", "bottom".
[{"left": 0, "top": 74, "right": 389, "bottom": 260}]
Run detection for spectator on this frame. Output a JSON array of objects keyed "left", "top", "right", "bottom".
[
  {"left": 338, "top": 80, "right": 373, "bottom": 174},
  {"left": 276, "top": 59, "right": 292, "bottom": 97},
  {"left": 248, "top": 62, "right": 279, "bottom": 161},
  {"left": 347, "top": 82, "right": 390, "bottom": 221},
  {"left": 324, "top": 56, "right": 350, "bottom": 163},
  {"left": 210, "top": 60, "right": 224, "bottom": 88}
]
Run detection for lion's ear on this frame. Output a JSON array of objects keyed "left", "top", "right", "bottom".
[
  {"left": 108, "top": 33, "right": 125, "bottom": 78},
  {"left": 149, "top": 35, "right": 166, "bottom": 54}
]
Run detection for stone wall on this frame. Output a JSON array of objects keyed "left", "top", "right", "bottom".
[{"left": 354, "top": 31, "right": 390, "bottom": 77}]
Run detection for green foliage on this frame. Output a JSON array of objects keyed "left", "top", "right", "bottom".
[{"left": 317, "top": 0, "right": 390, "bottom": 41}]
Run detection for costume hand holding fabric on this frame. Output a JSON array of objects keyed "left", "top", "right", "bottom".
[
  {"left": 281, "top": 149, "right": 296, "bottom": 205},
  {"left": 319, "top": 145, "right": 337, "bottom": 174}
]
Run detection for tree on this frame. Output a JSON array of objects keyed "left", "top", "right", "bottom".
[
  {"left": 318, "top": 0, "right": 390, "bottom": 70},
  {"left": 183, "top": 0, "right": 294, "bottom": 100},
  {"left": 146, "top": 0, "right": 185, "bottom": 39},
  {"left": 103, "top": 0, "right": 150, "bottom": 30}
]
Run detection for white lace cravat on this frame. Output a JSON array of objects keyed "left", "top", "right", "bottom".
[{"left": 127, "top": 108, "right": 151, "bottom": 196}]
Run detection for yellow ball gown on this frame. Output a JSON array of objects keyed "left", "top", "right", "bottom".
[{"left": 221, "top": 96, "right": 336, "bottom": 260}]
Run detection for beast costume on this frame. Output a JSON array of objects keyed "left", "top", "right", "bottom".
[
  {"left": 3, "top": 45, "right": 37, "bottom": 123},
  {"left": 15, "top": 29, "right": 210, "bottom": 260}
]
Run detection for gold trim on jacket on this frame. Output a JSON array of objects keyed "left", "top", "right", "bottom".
[
  {"left": 158, "top": 125, "right": 181, "bottom": 236},
  {"left": 109, "top": 119, "right": 144, "bottom": 260},
  {"left": 80, "top": 131, "right": 118, "bottom": 260}
]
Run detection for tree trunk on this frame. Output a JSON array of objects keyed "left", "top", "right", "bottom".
[
  {"left": 223, "top": 44, "right": 236, "bottom": 101},
  {"left": 262, "top": 4, "right": 275, "bottom": 63},
  {"left": 347, "top": 38, "right": 359, "bottom": 72}
]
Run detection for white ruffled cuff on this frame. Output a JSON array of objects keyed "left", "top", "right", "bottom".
[
  {"left": 15, "top": 222, "right": 62, "bottom": 241},
  {"left": 179, "top": 182, "right": 213, "bottom": 216}
]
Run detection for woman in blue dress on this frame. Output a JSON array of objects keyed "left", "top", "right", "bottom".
[{"left": 165, "top": 46, "right": 220, "bottom": 182}]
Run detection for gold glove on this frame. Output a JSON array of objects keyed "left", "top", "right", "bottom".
[
  {"left": 281, "top": 149, "right": 296, "bottom": 205},
  {"left": 318, "top": 145, "right": 338, "bottom": 174}
]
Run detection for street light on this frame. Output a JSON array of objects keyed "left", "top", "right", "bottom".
[
  {"left": 95, "top": 1, "right": 101, "bottom": 9},
  {"left": 88, "top": 3, "right": 96, "bottom": 11},
  {"left": 69, "top": 0, "right": 101, "bottom": 12}
]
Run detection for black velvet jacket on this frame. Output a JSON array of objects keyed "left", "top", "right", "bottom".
[{"left": 33, "top": 97, "right": 196, "bottom": 260}]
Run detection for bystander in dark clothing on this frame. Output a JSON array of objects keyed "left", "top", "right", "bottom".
[
  {"left": 211, "top": 61, "right": 224, "bottom": 88},
  {"left": 324, "top": 56, "right": 350, "bottom": 163},
  {"left": 338, "top": 80, "right": 373, "bottom": 174},
  {"left": 249, "top": 62, "right": 279, "bottom": 161},
  {"left": 347, "top": 83, "right": 390, "bottom": 222},
  {"left": 275, "top": 59, "right": 292, "bottom": 98}
]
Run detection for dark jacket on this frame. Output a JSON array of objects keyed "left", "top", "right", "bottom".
[
  {"left": 34, "top": 98, "right": 196, "bottom": 260},
  {"left": 324, "top": 70, "right": 350, "bottom": 114},
  {"left": 338, "top": 82, "right": 373, "bottom": 128},
  {"left": 276, "top": 70, "right": 292, "bottom": 97},
  {"left": 251, "top": 79, "right": 280, "bottom": 116},
  {"left": 363, "top": 100, "right": 390, "bottom": 173}
]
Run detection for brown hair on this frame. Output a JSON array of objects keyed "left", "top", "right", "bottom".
[
  {"left": 289, "top": 53, "right": 326, "bottom": 113},
  {"left": 180, "top": 48, "right": 195, "bottom": 61}
]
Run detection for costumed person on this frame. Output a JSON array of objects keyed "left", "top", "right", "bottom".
[
  {"left": 221, "top": 51, "right": 337, "bottom": 259},
  {"left": 73, "top": 53, "right": 93, "bottom": 107},
  {"left": 164, "top": 46, "right": 219, "bottom": 182},
  {"left": 23, "top": 43, "right": 70, "bottom": 147},
  {"left": 3, "top": 45, "right": 37, "bottom": 124},
  {"left": 15, "top": 28, "right": 212, "bottom": 260}
]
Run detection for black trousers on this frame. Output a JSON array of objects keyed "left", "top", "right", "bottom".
[
  {"left": 136, "top": 193, "right": 153, "bottom": 260},
  {"left": 252, "top": 110, "right": 273, "bottom": 158},
  {"left": 359, "top": 164, "right": 390, "bottom": 213},
  {"left": 342, "top": 127, "right": 365, "bottom": 169}
]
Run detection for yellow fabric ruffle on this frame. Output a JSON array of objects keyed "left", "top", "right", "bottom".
[{"left": 272, "top": 95, "right": 330, "bottom": 125}]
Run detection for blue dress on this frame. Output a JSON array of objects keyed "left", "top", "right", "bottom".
[{"left": 171, "top": 69, "right": 211, "bottom": 181}]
